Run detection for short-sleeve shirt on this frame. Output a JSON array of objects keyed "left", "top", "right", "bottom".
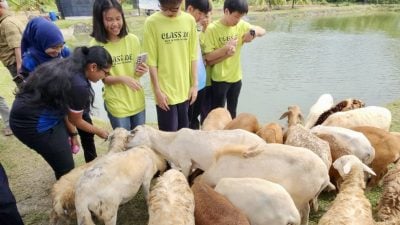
[
  {"left": 203, "top": 19, "right": 251, "bottom": 83},
  {"left": 90, "top": 34, "right": 145, "bottom": 118},
  {"left": 0, "top": 13, "right": 24, "bottom": 66},
  {"left": 143, "top": 11, "right": 198, "bottom": 105}
]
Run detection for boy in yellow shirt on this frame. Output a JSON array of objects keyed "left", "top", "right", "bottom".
[
  {"left": 203, "top": 0, "right": 265, "bottom": 118},
  {"left": 143, "top": 0, "right": 198, "bottom": 131}
]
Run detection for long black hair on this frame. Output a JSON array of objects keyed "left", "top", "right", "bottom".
[
  {"left": 17, "top": 46, "right": 112, "bottom": 112},
  {"left": 91, "top": 0, "right": 128, "bottom": 43}
]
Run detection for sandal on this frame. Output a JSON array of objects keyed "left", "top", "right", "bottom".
[{"left": 3, "top": 127, "right": 13, "bottom": 136}]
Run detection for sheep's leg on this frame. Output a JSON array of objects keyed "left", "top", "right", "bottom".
[
  {"left": 102, "top": 205, "right": 119, "bottom": 225},
  {"left": 142, "top": 170, "right": 154, "bottom": 203},
  {"left": 299, "top": 204, "right": 310, "bottom": 225}
]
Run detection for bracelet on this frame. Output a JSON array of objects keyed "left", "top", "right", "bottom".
[{"left": 69, "top": 132, "right": 78, "bottom": 137}]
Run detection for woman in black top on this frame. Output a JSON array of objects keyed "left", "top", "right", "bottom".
[{"left": 10, "top": 46, "right": 112, "bottom": 179}]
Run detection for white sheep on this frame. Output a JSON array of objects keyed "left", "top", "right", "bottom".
[
  {"left": 215, "top": 177, "right": 301, "bottom": 225},
  {"left": 200, "top": 144, "right": 334, "bottom": 225},
  {"left": 310, "top": 125, "right": 375, "bottom": 164},
  {"left": 312, "top": 98, "right": 365, "bottom": 127},
  {"left": 318, "top": 155, "right": 376, "bottom": 225},
  {"left": 74, "top": 145, "right": 167, "bottom": 225},
  {"left": 126, "top": 125, "right": 266, "bottom": 178},
  {"left": 49, "top": 127, "right": 132, "bottom": 225},
  {"left": 191, "top": 180, "right": 250, "bottom": 225},
  {"left": 321, "top": 106, "right": 392, "bottom": 131},
  {"left": 304, "top": 94, "right": 334, "bottom": 129},
  {"left": 148, "top": 169, "right": 195, "bottom": 225},
  {"left": 201, "top": 107, "right": 232, "bottom": 131}
]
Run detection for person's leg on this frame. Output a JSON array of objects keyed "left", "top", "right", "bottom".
[
  {"left": 189, "top": 89, "right": 205, "bottom": 129},
  {"left": 77, "top": 112, "right": 97, "bottom": 162},
  {"left": 0, "top": 96, "right": 11, "bottom": 135},
  {"left": 177, "top": 101, "right": 189, "bottom": 129},
  {"left": 211, "top": 81, "right": 230, "bottom": 110},
  {"left": 156, "top": 105, "right": 178, "bottom": 131},
  {"left": 129, "top": 110, "right": 146, "bottom": 130},
  {"left": 226, "top": 80, "right": 242, "bottom": 119},
  {"left": 12, "top": 122, "right": 74, "bottom": 179},
  {"left": 200, "top": 86, "right": 213, "bottom": 124},
  {"left": 0, "top": 164, "right": 24, "bottom": 225}
]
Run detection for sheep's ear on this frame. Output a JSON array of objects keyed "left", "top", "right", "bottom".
[
  {"left": 343, "top": 162, "right": 352, "bottom": 175},
  {"left": 362, "top": 164, "right": 376, "bottom": 176},
  {"left": 279, "top": 112, "right": 289, "bottom": 120}
]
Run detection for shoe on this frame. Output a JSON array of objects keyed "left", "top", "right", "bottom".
[{"left": 3, "top": 127, "right": 13, "bottom": 136}]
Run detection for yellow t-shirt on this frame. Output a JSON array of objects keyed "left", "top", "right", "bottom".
[
  {"left": 203, "top": 19, "right": 251, "bottom": 83},
  {"left": 143, "top": 11, "right": 198, "bottom": 105},
  {"left": 90, "top": 34, "right": 145, "bottom": 118}
]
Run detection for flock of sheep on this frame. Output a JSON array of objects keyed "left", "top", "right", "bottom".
[{"left": 48, "top": 93, "right": 400, "bottom": 225}]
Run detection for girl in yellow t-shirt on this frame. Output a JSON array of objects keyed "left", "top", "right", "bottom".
[{"left": 90, "top": 0, "right": 148, "bottom": 130}]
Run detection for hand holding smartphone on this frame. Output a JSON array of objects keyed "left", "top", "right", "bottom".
[{"left": 136, "top": 53, "right": 148, "bottom": 69}]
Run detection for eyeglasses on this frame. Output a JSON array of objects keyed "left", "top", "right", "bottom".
[
  {"left": 101, "top": 68, "right": 110, "bottom": 77},
  {"left": 159, "top": 4, "right": 180, "bottom": 13}
]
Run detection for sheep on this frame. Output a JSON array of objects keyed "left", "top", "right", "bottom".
[
  {"left": 304, "top": 94, "right": 334, "bottom": 129},
  {"left": 285, "top": 124, "right": 332, "bottom": 170},
  {"left": 126, "top": 125, "right": 266, "bottom": 178},
  {"left": 313, "top": 98, "right": 365, "bottom": 127},
  {"left": 280, "top": 105, "right": 304, "bottom": 142},
  {"left": 376, "top": 161, "right": 400, "bottom": 222},
  {"left": 321, "top": 106, "right": 392, "bottom": 131},
  {"left": 280, "top": 105, "right": 304, "bottom": 127},
  {"left": 74, "top": 145, "right": 167, "bottom": 225},
  {"left": 318, "top": 155, "right": 376, "bottom": 225},
  {"left": 224, "top": 112, "right": 260, "bottom": 133},
  {"left": 202, "top": 107, "right": 232, "bottom": 131},
  {"left": 215, "top": 177, "right": 301, "bottom": 225},
  {"left": 256, "top": 122, "right": 283, "bottom": 143},
  {"left": 351, "top": 126, "right": 400, "bottom": 187},
  {"left": 49, "top": 127, "right": 132, "bottom": 225},
  {"left": 191, "top": 180, "right": 250, "bottom": 225},
  {"left": 310, "top": 125, "right": 375, "bottom": 165},
  {"left": 148, "top": 169, "right": 195, "bottom": 225},
  {"left": 200, "top": 144, "right": 334, "bottom": 225}
]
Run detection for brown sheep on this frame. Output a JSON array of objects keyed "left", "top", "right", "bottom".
[
  {"left": 224, "top": 112, "right": 260, "bottom": 133},
  {"left": 201, "top": 107, "right": 232, "bottom": 131},
  {"left": 191, "top": 180, "right": 250, "bottom": 225},
  {"left": 376, "top": 161, "right": 400, "bottom": 222},
  {"left": 256, "top": 122, "right": 283, "bottom": 143},
  {"left": 351, "top": 126, "right": 400, "bottom": 187}
]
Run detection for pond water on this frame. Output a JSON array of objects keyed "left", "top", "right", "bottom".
[{"left": 88, "top": 11, "right": 400, "bottom": 125}]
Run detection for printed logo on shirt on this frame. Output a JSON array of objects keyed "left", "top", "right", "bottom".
[
  {"left": 161, "top": 31, "right": 189, "bottom": 44},
  {"left": 218, "top": 35, "right": 238, "bottom": 45},
  {"left": 112, "top": 54, "right": 133, "bottom": 66}
]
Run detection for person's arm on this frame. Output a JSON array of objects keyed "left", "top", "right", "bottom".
[
  {"left": 149, "top": 66, "right": 169, "bottom": 111},
  {"left": 205, "top": 38, "right": 238, "bottom": 65},
  {"left": 102, "top": 75, "right": 142, "bottom": 91},
  {"left": 243, "top": 25, "right": 267, "bottom": 43},
  {"left": 189, "top": 60, "right": 198, "bottom": 105},
  {"left": 67, "top": 110, "right": 109, "bottom": 139},
  {"left": 14, "top": 47, "right": 22, "bottom": 70}
]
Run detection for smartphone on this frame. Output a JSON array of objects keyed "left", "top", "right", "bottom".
[{"left": 136, "top": 53, "right": 148, "bottom": 68}]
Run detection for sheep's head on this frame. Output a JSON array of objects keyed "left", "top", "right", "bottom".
[
  {"left": 107, "top": 127, "right": 133, "bottom": 153},
  {"left": 279, "top": 105, "right": 304, "bottom": 127},
  {"left": 333, "top": 155, "right": 376, "bottom": 178},
  {"left": 126, "top": 125, "right": 152, "bottom": 148}
]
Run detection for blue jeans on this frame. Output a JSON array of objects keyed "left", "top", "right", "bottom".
[{"left": 106, "top": 109, "right": 146, "bottom": 130}]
